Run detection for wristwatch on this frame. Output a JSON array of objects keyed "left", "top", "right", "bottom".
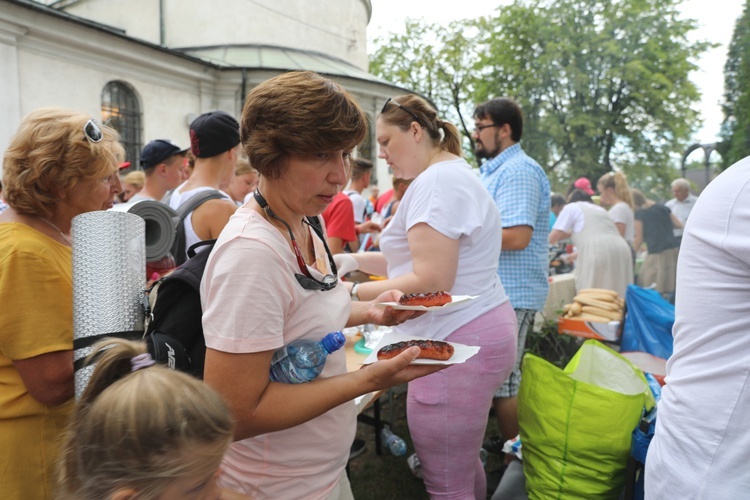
[{"left": 350, "top": 282, "right": 361, "bottom": 301}]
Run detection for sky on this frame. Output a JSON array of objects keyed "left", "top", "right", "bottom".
[{"left": 366, "top": 0, "right": 746, "bottom": 144}]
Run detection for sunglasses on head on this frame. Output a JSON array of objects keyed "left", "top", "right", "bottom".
[
  {"left": 381, "top": 98, "right": 422, "bottom": 126},
  {"left": 83, "top": 119, "right": 103, "bottom": 143},
  {"left": 253, "top": 190, "right": 338, "bottom": 291}
]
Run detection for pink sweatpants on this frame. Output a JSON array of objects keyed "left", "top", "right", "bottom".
[{"left": 407, "top": 301, "right": 517, "bottom": 499}]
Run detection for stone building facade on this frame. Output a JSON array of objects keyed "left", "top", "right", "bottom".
[{"left": 1, "top": 0, "right": 406, "bottom": 189}]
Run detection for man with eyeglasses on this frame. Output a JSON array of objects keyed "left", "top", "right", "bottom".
[{"left": 472, "top": 97, "right": 551, "bottom": 459}]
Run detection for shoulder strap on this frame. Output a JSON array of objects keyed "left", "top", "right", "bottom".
[
  {"left": 187, "top": 238, "right": 217, "bottom": 259},
  {"left": 145, "top": 240, "right": 217, "bottom": 336},
  {"left": 170, "top": 190, "right": 226, "bottom": 266},
  {"left": 73, "top": 330, "right": 145, "bottom": 371},
  {"left": 306, "top": 215, "right": 323, "bottom": 233},
  {"left": 161, "top": 189, "right": 174, "bottom": 205},
  {"left": 174, "top": 190, "right": 226, "bottom": 224}
]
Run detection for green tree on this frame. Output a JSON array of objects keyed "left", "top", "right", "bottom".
[
  {"left": 474, "top": 0, "right": 707, "bottom": 186},
  {"left": 369, "top": 18, "right": 486, "bottom": 157},
  {"left": 369, "top": 0, "right": 710, "bottom": 191},
  {"left": 720, "top": 0, "right": 750, "bottom": 168}
]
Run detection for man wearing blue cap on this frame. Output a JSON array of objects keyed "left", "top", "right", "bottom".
[{"left": 130, "top": 139, "right": 188, "bottom": 202}]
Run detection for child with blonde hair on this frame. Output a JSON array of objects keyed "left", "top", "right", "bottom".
[{"left": 58, "top": 338, "right": 247, "bottom": 500}]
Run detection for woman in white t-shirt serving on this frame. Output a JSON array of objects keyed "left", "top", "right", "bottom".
[
  {"left": 343, "top": 94, "right": 517, "bottom": 499},
  {"left": 550, "top": 189, "right": 633, "bottom": 297},
  {"left": 200, "top": 72, "right": 443, "bottom": 500}
]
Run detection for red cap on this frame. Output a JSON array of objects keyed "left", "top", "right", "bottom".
[{"left": 573, "top": 177, "right": 594, "bottom": 195}]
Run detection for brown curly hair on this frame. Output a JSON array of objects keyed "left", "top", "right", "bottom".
[{"left": 2, "top": 108, "right": 124, "bottom": 216}]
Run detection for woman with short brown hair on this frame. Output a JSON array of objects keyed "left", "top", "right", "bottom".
[{"left": 202, "top": 71, "right": 441, "bottom": 499}]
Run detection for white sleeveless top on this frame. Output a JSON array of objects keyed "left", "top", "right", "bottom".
[{"left": 168, "top": 184, "right": 232, "bottom": 258}]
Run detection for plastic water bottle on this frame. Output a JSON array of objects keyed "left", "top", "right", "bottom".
[
  {"left": 269, "top": 332, "right": 345, "bottom": 384},
  {"left": 380, "top": 425, "right": 407, "bottom": 456}
]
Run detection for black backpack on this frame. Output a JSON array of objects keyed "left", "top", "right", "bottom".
[
  {"left": 144, "top": 216, "right": 324, "bottom": 379},
  {"left": 144, "top": 239, "right": 216, "bottom": 378},
  {"left": 163, "top": 189, "right": 226, "bottom": 266}
]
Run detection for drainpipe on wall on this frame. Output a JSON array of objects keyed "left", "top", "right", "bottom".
[{"left": 159, "top": 0, "right": 166, "bottom": 46}]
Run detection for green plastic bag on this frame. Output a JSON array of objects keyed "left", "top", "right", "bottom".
[{"left": 518, "top": 340, "right": 655, "bottom": 499}]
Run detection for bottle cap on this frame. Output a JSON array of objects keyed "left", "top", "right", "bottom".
[{"left": 321, "top": 331, "right": 346, "bottom": 353}]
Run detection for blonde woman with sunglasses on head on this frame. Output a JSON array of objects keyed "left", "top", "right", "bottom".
[
  {"left": 0, "top": 108, "right": 123, "bottom": 499},
  {"left": 340, "top": 94, "right": 516, "bottom": 499}
]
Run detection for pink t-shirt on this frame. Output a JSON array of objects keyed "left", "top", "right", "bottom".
[{"left": 201, "top": 208, "right": 355, "bottom": 499}]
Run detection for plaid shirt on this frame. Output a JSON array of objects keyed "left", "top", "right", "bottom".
[{"left": 480, "top": 143, "right": 550, "bottom": 311}]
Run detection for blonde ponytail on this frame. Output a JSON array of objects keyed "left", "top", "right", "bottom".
[
  {"left": 598, "top": 171, "right": 634, "bottom": 209},
  {"left": 59, "top": 338, "right": 233, "bottom": 499}
]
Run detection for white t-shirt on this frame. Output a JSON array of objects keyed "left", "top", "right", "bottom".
[
  {"left": 645, "top": 156, "right": 750, "bottom": 498},
  {"left": 607, "top": 201, "right": 634, "bottom": 244},
  {"left": 200, "top": 208, "right": 355, "bottom": 498},
  {"left": 343, "top": 189, "right": 368, "bottom": 223},
  {"left": 379, "top": 158, "right": 508, "bottom": 341},
  {"left": 665, "top": 194, "right": 698, "bottom": 238},
  {"left": 553, "top": 201, "right": 606, "bottom": 234}
]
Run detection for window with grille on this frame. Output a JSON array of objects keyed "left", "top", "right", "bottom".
[{"left": 101, "top": 81, "right": 142, "bottom": 169}]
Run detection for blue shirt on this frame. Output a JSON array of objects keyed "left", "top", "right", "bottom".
[{"left": 480, "top": 143, "right": 550, "bottom": 311}]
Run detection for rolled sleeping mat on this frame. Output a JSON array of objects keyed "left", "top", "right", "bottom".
[
  {"left": 72, "top": 211, "right": 146, "bottom": 399},
  {"left": 110, "top": 200, "right": 177, "bottom": 261}
]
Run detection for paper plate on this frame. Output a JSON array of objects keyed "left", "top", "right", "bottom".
[
  {"left": 362, "top": 332, "right": 480, "bottom": 366},
  {"left": 376, "top": 295, "right": 479, "bottom": 311}
]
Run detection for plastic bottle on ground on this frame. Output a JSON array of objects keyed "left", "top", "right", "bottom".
[
  {"left": 269, "top": 331, "right": 345, "bottom": 384},
  {"left": 380, "top": 425, "right": 407, "bottom": 456}
]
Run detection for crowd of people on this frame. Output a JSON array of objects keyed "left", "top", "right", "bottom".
[
  {"left": 0, "top": 68, "right": 740, "bottom": 500},
  {"left": 548, "top": 172, "right": 694, "bottom": 300}
]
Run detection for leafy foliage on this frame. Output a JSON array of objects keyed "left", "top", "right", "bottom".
[
  {"left": 369, "top": 18, "right": 485, "bottom": 158},
  {"left": 526, "top": 320, "right": 581, "bottom": 368},
  {"left": 369, "top": 0, "right": 711, "bottom": 191},
  {"left": 720, "top": 0, "right": 750, "bottom": 168}
]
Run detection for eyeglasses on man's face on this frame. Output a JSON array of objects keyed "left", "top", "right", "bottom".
[
  {"left": 381, "top": 98, "right": 422, "bottom": 126},
  {"left": 474, "top": 122, "right": 501, "bottom": 133}
]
